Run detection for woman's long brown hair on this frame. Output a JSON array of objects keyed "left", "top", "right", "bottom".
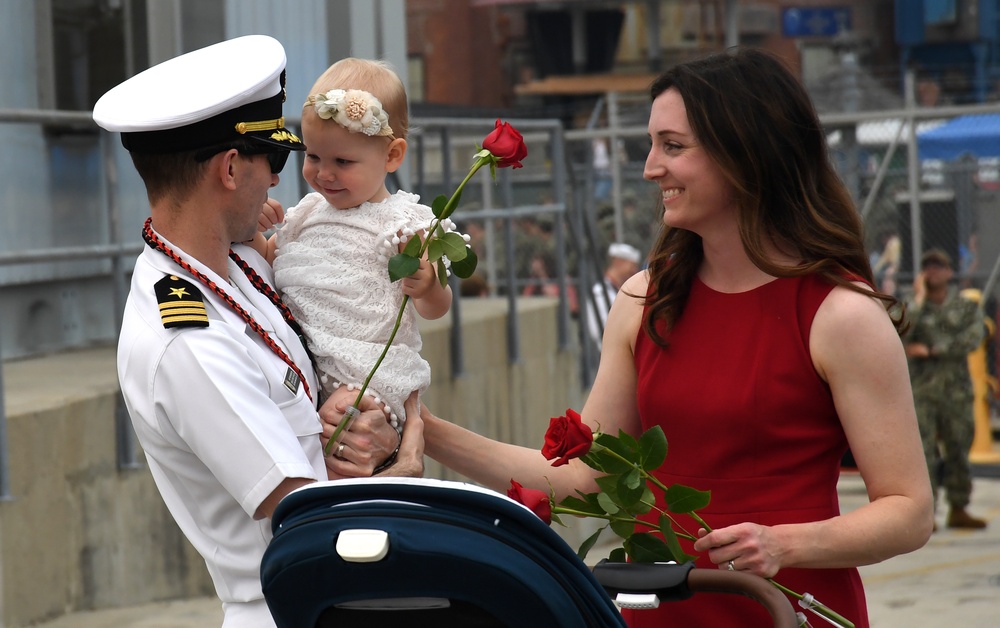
[{"left": 642, "top": 48, "right": 903, "bottom": 346}]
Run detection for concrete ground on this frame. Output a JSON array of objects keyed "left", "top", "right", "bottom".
[{"left": 32, "top": 470, "right": 1000, "bottom": 628}]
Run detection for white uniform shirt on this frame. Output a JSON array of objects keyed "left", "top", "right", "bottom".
[{"left": 117, "top": 236, "right": 324, "bottom": 627}]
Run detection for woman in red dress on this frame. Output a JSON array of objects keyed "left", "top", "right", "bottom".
[{"left": 422, "top": 48, "right": 932, "bottom": 627}]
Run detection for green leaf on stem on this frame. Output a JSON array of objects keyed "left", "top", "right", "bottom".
[
  {"left": 438, "top": 232, "right": 469, "bottom": 261},
  {"left": 594, "top": 475, "right": 620, "bottom": 501},
  {"left": 559, "top": 493, "right": 605, "bottom": 517},
  {"left": 609, "top": 517, "right": 637, "bottom": 539},
  {"left": 427, "top": 238, "right": 444, "bottom": 263},
  {"left": 450, "top": 247, "right": 478, "bottom": 279},
  {"left": 576, "top": 526, "right": 607, "bottom": 561},
  {"left": 615, "top": 470, "right": 646, "bottom": 512},
  {"left": 589, "top": 434, "right": 636, "bottom": 474},
  {"left": 625, "top": 533, "right": 675, "bottom": 563},
  {"left": 608, "top": 547, "right": 627, "bottom": 563},
  {"left": 436, "top": 259, "right": 448, "bottom": 287},
  {"left": 388, "top": 253, "right": 420, "bottom": 282},
  {"left": 638, "top": 425, "right": 668, "bottom": 471},
  {"left": 438, "top": 189, "right": 463, "bottom": 220},
  {"left": 658, "top": 515, "right": 697, "bottom": 563},
  {"left": 596, "top": 491, "right": 619, "bottom": 515},
  {"left": 632, "top": 484, "right": 655, "bottom": 515},
  {"left": 664, "top": 484, "right": 712, "bottom": 514},
  {"left": 616, "top": 429, "right": 640, "bottom": 454},
  {"left": 624, "top": 466, "right": 642, "bottom": 490},
  {"left": 402, "top": 232, "right": 423, "bottom": 257},
  {"left": 431, "top": 194, "right": 449, "bottom": 219}
]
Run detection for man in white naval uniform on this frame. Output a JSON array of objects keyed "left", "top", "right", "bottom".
[{"left": 94, "top": 35, "right": 424, "bottom": 627}]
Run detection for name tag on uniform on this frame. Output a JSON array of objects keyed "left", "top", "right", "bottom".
[{"left": 283, "top": 368, "right": 300, "bottom": 394}]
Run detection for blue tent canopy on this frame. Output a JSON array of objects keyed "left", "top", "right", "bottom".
[{"left": 918, "top": 114, "right": 1000, "bottom": 161}]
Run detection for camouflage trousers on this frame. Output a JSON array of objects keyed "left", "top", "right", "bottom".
[{"left": 914, "top": 390, "right": 975, "bottom": 510}]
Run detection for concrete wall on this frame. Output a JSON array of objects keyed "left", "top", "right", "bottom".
[{"left": 0, "top": 297, "right": 581, "bottom": 626}]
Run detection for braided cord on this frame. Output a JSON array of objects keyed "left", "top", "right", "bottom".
[{"left": 141, "top": 218, "right": 312, "bottom": 402}]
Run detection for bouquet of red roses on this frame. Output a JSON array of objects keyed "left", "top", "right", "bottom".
[{"left": 507, "top": 409, "right": 854, "bottom": 628}]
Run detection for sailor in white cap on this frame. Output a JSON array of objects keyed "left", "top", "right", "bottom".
[
  {"left": 587, "top": 242, "right": 642, "bottom": 350},
  {"left": 95, "top": 35, "right": 423, "bottom": 627}
]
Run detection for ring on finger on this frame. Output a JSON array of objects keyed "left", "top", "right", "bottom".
[
  {"left": 727, "top": 559, "right": 736, "bottom": 571},
  {"left": 336, "top": 443, "right": 346, "bottom": 458}
]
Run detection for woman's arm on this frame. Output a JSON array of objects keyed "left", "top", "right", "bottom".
[
  {"left": 422, "top": 272, "right": 648, "bottom": 499},
  {"left": 695, "top": 285, "right": 933, "bottom": 576}
]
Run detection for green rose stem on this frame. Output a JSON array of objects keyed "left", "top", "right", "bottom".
[
  {"left": 577, "top": 440, "right": 854, "bottom": 628},
  {"left": 324, "top": 152, "right": 495, "bottom": 456},
  {"left": 591, "top": 441, "right": 709, "bottom": 537}
]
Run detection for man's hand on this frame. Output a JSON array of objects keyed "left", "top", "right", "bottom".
[
  {"left": 319, "top": 387, "right": 400, "bottom": 478},
  {"left": 912, "top": 271, "right": 927, "bottom": 307}
]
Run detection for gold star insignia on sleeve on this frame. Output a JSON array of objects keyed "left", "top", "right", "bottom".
[{"left": 154, "top": 275, "right": 209, "bottom": 328}]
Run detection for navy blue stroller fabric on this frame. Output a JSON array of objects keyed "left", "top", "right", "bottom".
[{"left": 261, "top": 477, "right": 627, "bottom": 627}]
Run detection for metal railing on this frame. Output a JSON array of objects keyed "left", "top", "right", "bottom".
[{"left": 8, "top": 93, "right": 1000, "bottom": 499}]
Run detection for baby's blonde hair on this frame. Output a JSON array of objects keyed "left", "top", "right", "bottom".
[{"left": 304, "top": 58, "right": 409, "bottom": 140}]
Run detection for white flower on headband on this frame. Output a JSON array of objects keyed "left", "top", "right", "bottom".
[{"left": 312, "top": 88, "right": 393, "bottom": 137}]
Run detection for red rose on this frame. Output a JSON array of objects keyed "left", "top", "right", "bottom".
[
  {"left": 507, "top": 479, "right": 552, "bottom": 524},
  {"left": 541, "top": 408, "right": 593, "bottom": 467},
  {"left": 482, "top": 119, "right": 528, "bottom": 169}
]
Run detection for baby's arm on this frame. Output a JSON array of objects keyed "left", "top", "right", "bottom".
[{"left": 402, "top": 257, "right": 452, "bottom": 320}]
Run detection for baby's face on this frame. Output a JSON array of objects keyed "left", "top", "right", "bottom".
[{"left": 301, "top": 114, "right": 392, "bottom": 210}]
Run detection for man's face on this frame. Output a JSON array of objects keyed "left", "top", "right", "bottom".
[{"left": 922, "top": 261, "right": 953, "bottom": 289}]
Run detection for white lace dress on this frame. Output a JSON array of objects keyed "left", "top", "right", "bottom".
[{"left": 273, "top": 191, "right": 435, "bottom": 427}]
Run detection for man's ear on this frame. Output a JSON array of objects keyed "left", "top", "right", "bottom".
[
  {"left": 385, "top": 138, "right": 408, "bottom": 173},
  {"left": 213, "top": 149, "right": 240, "bottom": 191}
]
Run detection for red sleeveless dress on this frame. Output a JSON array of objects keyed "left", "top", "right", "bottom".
[{"left": 622, "top": 275, "right": 869, "bottom": 628}]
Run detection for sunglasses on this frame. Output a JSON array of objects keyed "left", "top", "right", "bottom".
[{"left": 195, "top": 144, "right": 290, "bottom": 174}]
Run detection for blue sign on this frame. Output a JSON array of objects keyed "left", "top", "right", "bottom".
[{"left": 782, "top": 7, "right": 852, "bottom": 37}]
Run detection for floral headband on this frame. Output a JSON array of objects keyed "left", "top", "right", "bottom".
[{"left": 309, "top": 88, "right": 394, "bottom": 138}]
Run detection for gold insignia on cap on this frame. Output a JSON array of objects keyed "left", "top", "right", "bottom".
[
  {"left": 270, "top": 130, "right": 301, "bottom": 144},
  {"left": 154, "top": 275, "right": 209, "bottom": 329},
  {"left": 235, "top": 117, "right": 285, "bottom": 134}
]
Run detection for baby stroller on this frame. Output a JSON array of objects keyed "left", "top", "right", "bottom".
[{"left": 260, "top": 477, "right": 798, "bottom": 627}]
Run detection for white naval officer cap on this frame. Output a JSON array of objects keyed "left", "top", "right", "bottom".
[
  {"left": 608, "top": 242, "right": 641, "bottom": 265},
  {"left": 93, "top": 34, "right": 303, "bottom": 154}
]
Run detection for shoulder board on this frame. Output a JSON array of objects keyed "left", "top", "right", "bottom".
[{"left": 154, "top": 275, "right": 210, "bottom": 329}]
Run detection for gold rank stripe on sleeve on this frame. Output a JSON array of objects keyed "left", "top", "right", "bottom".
[{"left": 154, "top": 275, "right": 210, "bottom": 328}]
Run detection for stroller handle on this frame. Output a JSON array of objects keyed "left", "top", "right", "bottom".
[
  {"left": 688, "top": 569, "right": 799, "bottom": 628},
  {"left": 592, "top": 561, "right": 799, "bottom": 628}
]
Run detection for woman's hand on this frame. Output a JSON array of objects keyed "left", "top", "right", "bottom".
[
  {"left": 374, "top": 392, "right": 425, "bottom": 478},
  {"left": 693, "top": 523, "right": 783, "bottom": 579}
]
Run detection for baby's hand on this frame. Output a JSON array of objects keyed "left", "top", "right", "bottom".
[
  {"left": 401, "top": 257, "right": 439, "bottom": 299},
  {"left": 258, "top": 197, "right": 285, "bottom": 233}
]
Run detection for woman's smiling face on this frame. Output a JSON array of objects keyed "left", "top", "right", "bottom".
[{"left": 643, "top": 87, "right": 736, "bottom": 235}]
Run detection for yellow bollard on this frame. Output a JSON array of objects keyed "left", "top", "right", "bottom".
[{"left": 960, "top": 289, "right": 1000, "bottom": 464}]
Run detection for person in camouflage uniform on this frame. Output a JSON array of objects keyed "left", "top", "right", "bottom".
[{"left": 904, "top": 249, "right": 988, "bottom": 530}]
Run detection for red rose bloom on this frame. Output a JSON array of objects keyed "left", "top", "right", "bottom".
[
  {"left": 507, "top": 479, "right": 552, "bottom": 524},
  {"left": 541, "top": 408, "right": 593, "bottom": 466},
  {"left": 482, "top": 119, "right": 528, "bottom": 169}
]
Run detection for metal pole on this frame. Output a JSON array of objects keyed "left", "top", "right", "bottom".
[
  {"left": 101, "top": 131, "right": 143, "bottom": 471},
  {"left": 550, "top": 127, "right": 570, "bottom": 350},
  {"left": 501, "top": 169, "right": 520, "bottom": 364},
  {"left": 0, "top": 329, "right": 11, "bottom": 500},
  {"left": 608, "top": 91, "right": 624, "bottom": 244},
  {"left": 860, "top": 121, "right": 905, "bottom": 221},
  {"left": 904, "top": 69, "right": 923, "bottom": 273}
]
